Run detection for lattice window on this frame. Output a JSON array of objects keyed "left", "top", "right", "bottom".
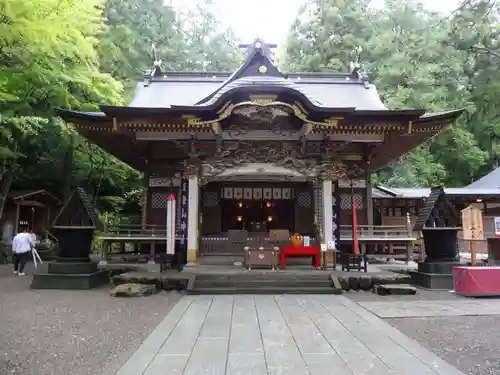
[
  {"left": 203, "top": 191, "right": 219, "bottom": 207},
  {"left": 297, "top": 191, "right": 312, "bottom": 208},
  {"left": 340, "top": 193, "right": 364, "bottom": 210},
  {"left": 314, "top": 187, "right": 323, "bottom": 236},
  {"left": 151, "top": 192, "right": 169, "bottom": 209}
]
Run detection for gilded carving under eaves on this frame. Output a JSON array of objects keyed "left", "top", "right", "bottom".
[{"left": 184, "top": 101, "right": 342, "bottom": 129}]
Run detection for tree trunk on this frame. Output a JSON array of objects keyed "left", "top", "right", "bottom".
[
  {"left": 0, "top": 168, "right": 13, "bottom": 222},
  {"left": 61, "top": 134, "right": 74, "bottom": 203},
  {"left": 0, "top": 141, "right": 17, "bottom": 221}
]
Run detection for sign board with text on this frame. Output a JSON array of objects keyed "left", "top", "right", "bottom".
[
  {"left": 495, "top": 217, "right": 500, "bottom": 238},
  {"left": 461, "top": 205, "right": 484, "bottom": 241}
]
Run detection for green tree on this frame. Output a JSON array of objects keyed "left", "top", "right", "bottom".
[
  {"left": 0, "top": 0, "right": 133, "bottom": 217},
  {"left": 447, "top": 0, "right": 500, "bottom": 177},
  {"left": 284, "top": 0, "right": 490, "bottom": 187},
  {"left": 98, "top": 0, "right": 185, "bottom": 96},
  {"left": 177, "top": 0, "right": 241, "bottom": 71},
  {"left": 284, "top": 0, "right": 373, "bottom": 72}
]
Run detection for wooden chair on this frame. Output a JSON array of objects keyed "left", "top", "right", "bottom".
[{"left": 340, "top": 252, "right": 368, "bottom": 272}]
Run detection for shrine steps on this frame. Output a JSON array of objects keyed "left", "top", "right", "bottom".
[{"left": 186, "top": 274, "right": 342, "bottom": 295}]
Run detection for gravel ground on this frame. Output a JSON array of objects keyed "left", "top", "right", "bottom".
[
  {"left": 388, "top": 315, "right": 500, "bottom": 375},
  {"left": 0, "top": 264, "right": 182, "bottom": 375},
  {"left": 346, "top": 289, "right": 500, "bottom": 374}
]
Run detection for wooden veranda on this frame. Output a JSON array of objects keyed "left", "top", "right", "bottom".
[{"left": 97, "top": 223, "right": 421, "bottom": 265}]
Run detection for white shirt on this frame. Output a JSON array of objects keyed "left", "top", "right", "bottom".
[{"left": 12, "top": 232, "right": 34, "bottom": 254}]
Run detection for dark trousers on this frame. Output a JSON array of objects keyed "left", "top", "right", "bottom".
[{"left": 13, "top": 252, "right": 30, "bottom": 273}]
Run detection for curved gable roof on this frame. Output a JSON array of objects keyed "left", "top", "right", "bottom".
[{"left": 124, "top": 39, "right": 389, "bottom": 111}]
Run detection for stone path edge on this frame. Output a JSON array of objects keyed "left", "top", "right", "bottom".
[
  {"left": 114, "top": 296, "right": 194, "bottom": 375},
  {"left": 113, "top": 295, "right": 466, "bottom": 375},
  {"left": 338, "top": 296, "right": 465, "bottom": 375}
]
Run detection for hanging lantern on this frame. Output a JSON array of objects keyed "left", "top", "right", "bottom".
[
  {"left": 238, "top": 201, "right": 243, "bottom": 208},
  {"left": 267, "top": 216, "right": 273, "bottom": 222},
  {"left": 237, "top": 216, "right": 243, "bottom": 222},
  {"left": 266, "top": 201, "right": 271, "bottom": 208},
  {"left": 290, "top": 233, "right": 304, "bottom": 247}
]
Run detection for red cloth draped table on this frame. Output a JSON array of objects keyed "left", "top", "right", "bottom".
[
  {"left": 452, "top": 266, "right": 500, "bottom": 296},
  {"left": 279, "top": 245, "right": 321, "bottom": 268}
]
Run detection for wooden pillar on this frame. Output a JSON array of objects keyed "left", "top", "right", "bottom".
[
  {"left": 14, "top": 203, "right": 20, "bottom": 234},
  {"left": 322, "top": 179, "right": 333, "bottom": 248},
  {"left": 365, "top": 172, "right": 374, "bottom": 227},
  {"left": 142, "top": 173, "right": 148, "bottom": 229},
  {"left": 99, "top": 241, "right": 109, "bottom": 265},
  {"left": 148, "top": 241, "right": 155, "bottom": 264},
  {"left": 187, "top": 176, "right": 200, "bottom": 264}
]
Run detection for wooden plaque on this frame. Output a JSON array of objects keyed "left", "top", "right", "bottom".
[{"left": 461, "top": 205, "right": 484, "bottom": 241}]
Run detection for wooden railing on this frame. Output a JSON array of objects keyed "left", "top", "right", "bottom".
[
  {"left": 339, "top": 225, "right": 414, "bottom": 239},
  {"left": 102, "top": 224, "right": 414, "bottom": 239},
  {"left": 103, "top": 224, "right": 176, "bottom": 238}
]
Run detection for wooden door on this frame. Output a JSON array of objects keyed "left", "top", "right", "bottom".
[
  {"left": 201, "top": 185, "right": 221, "bottom": 234},
  {"left": 295, "top": 185, "right": 314, "bottom": 235}
]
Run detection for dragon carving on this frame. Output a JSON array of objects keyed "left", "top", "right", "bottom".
[{"left": 183, "top": 140, "right": 364, "bottom": 184}]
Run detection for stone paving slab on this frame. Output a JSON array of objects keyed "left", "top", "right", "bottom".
[
  {"left": 359, "top": 299, "right": 500, "bottom": 318},
  {"left": 115, "top": 295, "right": 466, "bottom": 375}
]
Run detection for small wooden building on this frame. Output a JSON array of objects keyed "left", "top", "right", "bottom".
[
  {"left": 0, "top": 190, "right": 62, "bottom": 237},
  {"left": 373, "top": 185, "right": 500, "bottom": 253}
]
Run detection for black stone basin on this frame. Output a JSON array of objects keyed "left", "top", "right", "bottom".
[
  {"left": 422, "top": 227, "right": 459, "bottom": 262},
  {"left": 52, "top": 227, "right": 94, "bottom": 262}
]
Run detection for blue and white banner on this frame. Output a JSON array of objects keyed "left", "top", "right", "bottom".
[
  {"left": 332, "top": 181, "right": 341, "bottom": 249},
  {"left": 179, "top": 177, "right": 189, "bottom": 251}
]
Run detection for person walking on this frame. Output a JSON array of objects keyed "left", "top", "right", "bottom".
[{"left": 12, "top": 227, "right": 34, "bottom": 276}]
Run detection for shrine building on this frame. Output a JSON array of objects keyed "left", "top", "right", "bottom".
[{"left": 57, "top": 40, "right": 463, "bottom": 264}]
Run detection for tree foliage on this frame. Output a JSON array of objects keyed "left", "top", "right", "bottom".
[
  {"left": 284, "top": 0, "right": 498, "bottom": 187},
  {"left": 0, "top": 0, "right": 241, "bottom": 224},
  {"left": 176, "top": 0, "right": 241, "bottom": 71}
]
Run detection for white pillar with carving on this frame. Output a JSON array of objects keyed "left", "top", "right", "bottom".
[
  {"left": 322, "top": 179, "right": 334, "bottom": 248},
  {"left": 187, "top": 175, "right": 200, "bottom": 264}
]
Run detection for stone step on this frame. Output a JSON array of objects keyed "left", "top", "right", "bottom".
[
  {"left": 376, "top": 284, "right": 417, "bottom": 296},
  {"left": 187, "top": 286, "right": 342, "bottom": 295},
  {"left": 194, "top": 280, "right": 332, "bottom": 288},
  {"left": 30, "top": 270, "right": 109, "bottom": 290},
  {"left": 195, "top": 274, "right": 331, "bottom": 282}
]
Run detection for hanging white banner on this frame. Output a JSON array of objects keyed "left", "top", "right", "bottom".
[{"left": 166, "top": 194, "right": 176, "bottom": 255}]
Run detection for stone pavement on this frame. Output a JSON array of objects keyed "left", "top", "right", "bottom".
[
  {"left": 115, "top": 295, "right": 465, "bottom": 375},
  {"left": 359, "top": 299, "right": 500, "bottom": 318}
]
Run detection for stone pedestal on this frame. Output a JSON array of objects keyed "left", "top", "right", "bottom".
[
  {"left": 31, "top": 228, "right": 108, "bottom": 290},
  {"left": 410, "top": 227, "right": 460, "bottom": 289}
]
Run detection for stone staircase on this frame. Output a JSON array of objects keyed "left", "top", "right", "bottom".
[{"left": 186, "top": 273, "right": 342, "bottom": 295}]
